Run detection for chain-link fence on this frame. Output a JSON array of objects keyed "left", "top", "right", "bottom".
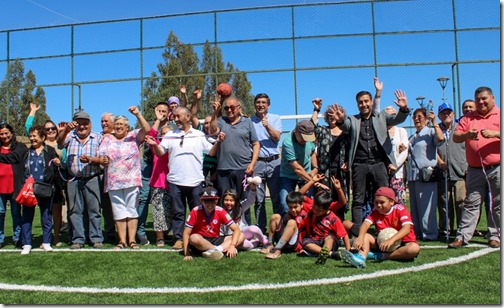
[{"left": 0, "top": 0, "right": 499, "bottom": 136}]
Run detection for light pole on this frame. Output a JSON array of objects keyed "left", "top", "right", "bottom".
[
  {"left": 437, "top": 76, "right": 450, "bottom": 104},
  {"left": 415, "top": 96, "right": 425, "bottom": 108}
]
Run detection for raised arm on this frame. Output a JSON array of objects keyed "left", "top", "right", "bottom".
[
  {"left": 373, "top": 76, "right": 383, "bottom": 113},
  {"left": 179, "top": 84, "right": 189, "bottom": 107},
  {"left": 189, "top": 88, "right": 202, "bottom": 129},
  {"left": 311, "top": 98, "right": 323, "bottom": 125},
  {"left": 209, "top": 98, "right": 221, "bottom": 135},
  {"left": 128, "top": 106, "right": 150, "bottom": 143},
  {"left": 25, "top": 102, "right": 40, "bottom": 135}
]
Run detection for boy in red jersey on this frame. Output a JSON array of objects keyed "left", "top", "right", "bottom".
[
  {"left": 260, "top": 190, "right": 309, "bottom": 259},
  {"left": 182, "top": 187, "right": 242, "bottom": 261},
  {"left": 298, "top": 190, "right": 352, "bottom": 264},
  {"left": 342, "top": 187, "right": 421, "bottom": 268}
]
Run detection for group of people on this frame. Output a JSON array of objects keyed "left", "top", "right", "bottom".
[{"left": 0, "top": 80, "right": 499, "bottom": 265}]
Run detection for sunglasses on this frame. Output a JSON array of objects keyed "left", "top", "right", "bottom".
[
  {"left": 224, "top": 105, "right": 239, "bottom": 111},
  {"left": 45, "top": 127, "right": 57, "bottom": 132},
  {"left": 180, "top": 135, "right": 184, "bottom": 147}
]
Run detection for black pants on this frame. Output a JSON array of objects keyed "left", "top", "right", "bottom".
[{"left": 350, "top": 162, "right": 389, "bottom": 236}]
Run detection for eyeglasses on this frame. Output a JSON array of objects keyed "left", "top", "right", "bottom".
[
  {"left": 224, "top": 105, "right": 239, "bottom": 111},
  {"left": 45, "top": 127, "right": 57, "bottom": 132},
  {"left": 413, "top": 115, "right": 425, "bottom": 119}
]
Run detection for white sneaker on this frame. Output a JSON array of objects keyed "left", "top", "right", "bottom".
[
  {"left": 202, "top": 249, "right": 224, "bottom": 260},
  {"left": 21, "top": 245, "right": 32, "bottom": 255},
  {"left": 42, "top": 243, "right": 53, "bottom": 252}
]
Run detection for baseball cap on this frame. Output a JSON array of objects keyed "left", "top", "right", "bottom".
[
  {"left": 73, "top": 111, "right": 91, "bottom": 121},
  {"left": 168, "top": 96, "right": 180, "bottom": 106},
  {"left": 374, "top": 187, "right": 396, "bottom": 203},
  {"left": 200, "top": 187, "right": 220, "bottom": 200},
  {"left": 296, "top": 120, "right": 316, "bottom": 142},
  {"left": 438, "top": 103, "right": 453, "bottom": 114}
]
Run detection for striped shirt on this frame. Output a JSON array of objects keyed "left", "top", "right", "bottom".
[{"left": 62, "top": 131, "right": 103, "bottom": 178}]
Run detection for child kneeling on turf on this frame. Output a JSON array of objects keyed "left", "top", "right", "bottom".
[
  {"left": 182, "top": 187, "right": 242, "bottom": 261},
  {"left": 298, "top": 190, "right": 351, "bottom": 264},
  {"left": 342, "top": 187, "right": 421, "bottom": 268}
]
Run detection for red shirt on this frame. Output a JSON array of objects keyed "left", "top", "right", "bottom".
[
  {"left": 298, "top": 210, "right": 347, "bottom": 241},
  {"left": 365, "top": 204, "right": 417, "bottom": 243},
  {"left": 0, "top": 147, "right": 14, "bottom": 194},
  {"left": 456, "top": 106, "right": 500, "bottom": 167},
  {"left": 185, "top": 205, "right": 233, "bottom": 238}
]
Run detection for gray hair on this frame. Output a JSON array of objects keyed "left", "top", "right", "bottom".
[
  {"left": 101, "top": 112, "right": 115, "bottom": 122},
  {"left": 114, "top": 115, "right": 130, "bottom": 127}
]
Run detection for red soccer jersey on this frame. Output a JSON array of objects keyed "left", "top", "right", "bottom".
[
  {"left": 298, "top": 210, "right": 347, "bottom": 241},
  {"left": 365, "top": 204, "right": 417, "bottom": 243},
  {"left": 185, "top": 205, "right": 234, "bottom": 238}
]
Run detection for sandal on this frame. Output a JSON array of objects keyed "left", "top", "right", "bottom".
[
  {"left": 156, "top": 239, "right": 165, "bottom": 247},
  {"left": 265, "top": 249, "right": 282, "bottom": 259},
  {"left": 114, "top": 242, "right": 127, "bottom": 251},
  {"left": 129, "top": 242, "right": 140, "bottom": 249}
]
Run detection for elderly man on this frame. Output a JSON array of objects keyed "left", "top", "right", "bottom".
[
  {"left": 146, "top": 106, "right": 214, "bottom": 250},
  {"left": 449, "top": 86, "right": 500, "bottom": 249},
  {"left": 250, "top": 93, "right": 282, "bottom": 234},
  {"left": 436, "top": 103, "right": 467, "bottom": 240},
  {"left": 209, "top": 97, "right": 260, "bottom": 225},
  {"left": 333, "top": 89, "right": 410, "bottom": 236},
  {"left": 57, "top": 111, "right": 104, "bottom": 249}
]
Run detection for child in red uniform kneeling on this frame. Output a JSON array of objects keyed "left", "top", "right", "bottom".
[{"left": 342, "top": 187, "right": 421, "bottom": 268}]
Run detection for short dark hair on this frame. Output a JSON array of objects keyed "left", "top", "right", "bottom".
[
  {"left": 313, "top": 190, "right": 332, "bottom": 210},
  {"left": 29, "top": 124, "right": 47, "bottom": 140},
  {"left": 475, "top": 86, "right": 493, "bottom": 96},
  {"left": 254, "top": 93, "right": 270, "bottom": 105},
  {"left": 356, "top": 90, "right": 372, "bottom": 102},
  {"left": 413, "top": 107, "right": 427, "bottom": 118},
  {"left": 286, "top": 191, "right": 304, "bottom": 204}
]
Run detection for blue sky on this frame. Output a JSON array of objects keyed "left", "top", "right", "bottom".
[{"left": 0, "top": 0, "right": 500, "bottom": 137}]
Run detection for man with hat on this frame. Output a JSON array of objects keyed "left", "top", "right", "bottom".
[
  {"left": 332, "top": 88, "right": 410, "bottom": 237},
  {"left": 57, "top": 111, "right": 104, "bottom": 249},
  {"left": 278, "top": 120, "right": 318, "bottom": 219},
  {"left": 436, "top": 102, "right": 467, "bottom": 240},
  {"left": 181, "top": 187, "right": 242, "bottom": 261}
]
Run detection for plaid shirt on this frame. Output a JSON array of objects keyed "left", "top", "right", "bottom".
[{"left": 63, "top": 131, "right": 103, "bottom": 178}]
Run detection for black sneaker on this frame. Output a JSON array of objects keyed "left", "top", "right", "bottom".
[
  {"left": 329, "top": 250, "right": 342, "bottom": 260},
  {"left": 139, "top": 236, "right": 150, "bottom": 246}
]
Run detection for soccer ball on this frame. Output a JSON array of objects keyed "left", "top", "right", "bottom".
[
  {"left": 217, "top": 83, "right": 232, "bottom": 96},
  {"left": 377, "top": 227, "right": 401, "bottom": 252}
]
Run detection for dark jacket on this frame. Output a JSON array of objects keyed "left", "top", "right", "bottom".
[
  {"left": 0, "top": 140, "right": 29, "bottom": 197},
  {"left": 24, "top": 144, "right": 59, "bottom": 185}
]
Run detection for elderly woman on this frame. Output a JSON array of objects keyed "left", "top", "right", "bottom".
[
  {"left": 99, "top": 106, "right": 150, "bottom": 250},
  {"left": 20, "top": 125, "right": 61, "bottom": 255},
  {"left": 0, "top": 123, "right": 28, "bottom": 248},
  {"left": 407, "top": 108, "right": 445, "bottom": 241},
  {"left": 25, "top": 102, "right": 68, "bottom": 246},
  {"left": 311, "top": 98, "right": 349, "bottom": 221}
]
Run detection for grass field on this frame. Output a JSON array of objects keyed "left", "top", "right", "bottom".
[{"left": 0, "top": 200, "right": 500, "bottom": 305}]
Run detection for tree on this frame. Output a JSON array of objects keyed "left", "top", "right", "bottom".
[
  {"left": 142, "top": 32, "right": 254, "bottom": 121},
  {"left": 0, "top": 59, "right": 48, "bottom": 136}
]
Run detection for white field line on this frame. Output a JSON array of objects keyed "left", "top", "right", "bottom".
[{"left": 0, "top": 247, "right": 497, "bottom": 294}]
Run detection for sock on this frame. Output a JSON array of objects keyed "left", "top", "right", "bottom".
[
  {"left": 215, "top": 245, "right": 223, "bottom": 252},
  {"left": 274, "top": 239, "right": 287, "bottom": 250}
]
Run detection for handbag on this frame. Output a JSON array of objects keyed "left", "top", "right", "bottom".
[
  {"left": 409, "top": 144, "right": 444, "bottom": 183},
  {"left": 15, "top": 176, "right": 38, "bottom": 207},
  {"left": 419, "top": 166, "right": 444, "bottom": 183},
  {"left": 33, "top": 181, "right": 53, "bottom": 198}
]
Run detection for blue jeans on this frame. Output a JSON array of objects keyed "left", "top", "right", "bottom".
[
  {"left": 253, "top": 159, "right": 281, "bottom": 233},
  {"left": 21, "top": 196, "right": 53, "bottom": 245},
  {"left": 279, "top": 177, "right": 314, "bottom": 218},
  {"left": 66, "top": 176, "right": 103, "bottom": 244},
  {"left": 0, "top": 193, "right": 22, "bottom": 244},
  {"left": 136, "top": 161, "right": 152, "bottom": 238},
  {"left": 169, "top": 183, "right": 203, "bottom": 241}
]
